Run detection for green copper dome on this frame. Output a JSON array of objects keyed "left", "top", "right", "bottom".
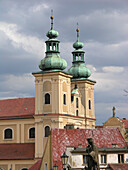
[
  {"left": 68, "top": 25, "right": 91, "bottom": 79},
  {"left": 39, "top": 14, "right": 67, "bottom": 71},
  {"left": 73, "top": 41, "right": 84, "bottom": 49},
  {"left": 46, "top": 29, "right": 59, "bottom": 39},
  {"left": 68, "top": 62, "right": 91, "bottom": 78},
  {"left": 39, "top": 55, "right": 67, "bottom": 71}
]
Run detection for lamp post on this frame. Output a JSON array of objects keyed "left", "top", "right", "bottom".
[
  {"left": 61, "top": 152, "right": 69, "bottom": 170},
  {"left": 53, "top": 164, "right": 58, "bottom": 170}
]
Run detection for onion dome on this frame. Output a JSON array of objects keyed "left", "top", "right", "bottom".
[
  {"left": 39, "top": 56, "right": 67, "bottom": 71},
  {"left": 68, "top": 24, "right": 91, "bottom": 79},
  {"left": 46, "top": 29, "right": 59, "bottom": 39},
  {"left": 46, "top": 15, "right": 59, "bottom": 39},
  {"left": 73, "top": 28, "right": 84, "bottom": 49},
  {"left": 39, "top": 11, "right": 67, "bottom": 71}
]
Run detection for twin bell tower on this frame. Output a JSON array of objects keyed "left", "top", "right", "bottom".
[{"left": 32, "top": 12, "right": 96, "bottom": 158}]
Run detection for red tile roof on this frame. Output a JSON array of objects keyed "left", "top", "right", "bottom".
[
  {"left": 0, "top": 143, "right": 35, "bottom": 160},
  {"left": 52, "top": 128, "right": 127, "bottom": 170},
  {"left": 108, "top": 163, "right": 128, "bottom": 170},
  {"left": 28, "top": 160, "right": 42, "bottom": 170},
  {"left": 0, "top": 97, "right": 35, "bottom": 119}
]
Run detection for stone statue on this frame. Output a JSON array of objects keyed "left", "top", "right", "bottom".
[
  {"left": 112, "top": 106, "right": 116, "bottom": 117},
  {"left": 85, "top": 138, "right": 99, "bottom": 170}
]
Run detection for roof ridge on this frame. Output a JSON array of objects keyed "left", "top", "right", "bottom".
[{"left": 0, "top": 97, "right": 35, "bottom": 101}]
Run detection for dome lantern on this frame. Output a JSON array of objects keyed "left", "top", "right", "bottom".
[
  {"left": 39, "top": 10, "right": 67, "bottom": 71},
  {"left": 68, "top": 24, "right": 91, "bottom": 79}
]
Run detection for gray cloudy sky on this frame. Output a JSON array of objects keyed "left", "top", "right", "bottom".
[{"left": 0, "top": 0, "right": 128, "bottom": 125}]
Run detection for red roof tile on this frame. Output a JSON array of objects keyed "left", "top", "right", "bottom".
[
  {"left": 52, "top": 128, "right": 127, "bottom": 170},
  {"left": 0, "top": 143, "right": 35, "bottom": 160},
  {"left": 109, "top": 163, "right": 128, "bottom": 170},
  {"left": 0, "top": 97, "right": 35, "bottom": 119},
  {"left": 28, "top": 160, "right": 42, "bottom": 170}
]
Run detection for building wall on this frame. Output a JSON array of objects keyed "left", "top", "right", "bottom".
[
  {"left": 71, "top": 80, "right": 96, "bottom": 128},
  {"left": 0, "top": 160, "right": 35, "bottom": 170},
  {"left": 33, "top": 72, "right": 72, "bottom": 115},
  {"left": 0, "top": 118, "right": 34, "bottom": 143}
]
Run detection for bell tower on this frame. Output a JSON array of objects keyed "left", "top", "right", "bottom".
[
  {"left": 32, "top": 12, "right": 72, "bottom": 159},
  {"left": 33, "top": 13, "right": 71, "bottom": 116},
  {"left": 68, "top": 24, "right": 96, "bottom": 128}
]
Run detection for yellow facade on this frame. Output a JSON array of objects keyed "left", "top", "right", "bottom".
[
  {"left": 0, "top": 70, "right": 96, "bottom": 170},
  {"left": 0, "top": 14, "right": 96, "bottom": 169}
]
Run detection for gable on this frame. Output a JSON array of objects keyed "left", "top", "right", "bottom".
[{"left": 103, "top": 117, "right": 123, "bottom": 127}]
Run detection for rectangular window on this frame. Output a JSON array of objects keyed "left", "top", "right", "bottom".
[
  {"left": 89, "top": 100, "right": 91, "bottom": 110},
  {"left": 118, "top": 154, "right": 124, "bottom": 163},
  {"left": 76, "top": 98, "right": 79, "bottom": 108},
  {"left": 63, "top": 94, "right": 66, "bottom": 105},
  {"left": 45, "top": 163, "right": 47, "bottom": 170},
  {"left": 101, "top": 155, "right": 107, "bottom": 164}
]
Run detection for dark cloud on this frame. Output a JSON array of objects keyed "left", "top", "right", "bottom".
[{"left": 0, "top": 0, "right": 128, "bottom": 125}]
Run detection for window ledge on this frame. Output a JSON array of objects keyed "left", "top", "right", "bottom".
[{"left": 28, "top": 138, "right": 35, "bottom": 140}]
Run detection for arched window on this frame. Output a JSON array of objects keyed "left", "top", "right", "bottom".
[
  {"left": 21, "top": 168, "right": 28, "bottom": 170},
  {"left": 63, "top": 94, "right": 66, "bottom": 105},
  {"left": 89, "top": 100, "right": 91, "bottom": 110},
  {"left": 76, "top": 110, "right": 79, "bottom": 116},
  {"left": 45, "top": 126, "right": 50, "bottom": 137},
  {"left": 45, "top": 93, "right": 50, "bottom": 104},
  {"left": 4, "top": 128, "right": 13, "bottom": 139},
  {"left": 76, "top": 98, "right": 79, "bottom": 108},
  {"left": 29, "top": 127, "right": 35, "bottom": 139},
  {"left": 49, "top": 43, "right": 52, "bottom": 51},
  {"left": 53, "top": 43, "right": 56, "bottom": 51}
]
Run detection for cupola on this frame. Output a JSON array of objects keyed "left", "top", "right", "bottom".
[
  {"left": 68, "top": 24, "right": 91, "bottom": 79},
  {"left": 39, "top": 11, "right": 67, "bottom": 71}
]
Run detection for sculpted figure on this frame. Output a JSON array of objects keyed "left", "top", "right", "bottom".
[{"left": 85, "top": 138, "right": 99, "bottom": 170}]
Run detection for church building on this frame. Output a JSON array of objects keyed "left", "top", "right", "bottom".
[{"left": 0, "top": 14, "right": 96, "bottom": 170}]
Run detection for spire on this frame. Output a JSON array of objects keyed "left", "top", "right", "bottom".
[
  {"left": 50, "top": 9, "right": 54, "bottom": 29},
  {"left": 73, "top": 23, "right": 84, "bottom": 50},
  {"left": 68, "top": 24, "right": 91, "bottom": 79},
  {"left": 39, "top": 12, "right": 67, "bottom": 72},
  {"left": 76, "top": 22, "right": 79, "bottom": 42}
]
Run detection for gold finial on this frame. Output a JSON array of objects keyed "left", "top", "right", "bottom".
[
  {"left": 76, "top": 22, "right": 79, "bottom": 32},
  {"left": 76, "top": 28, "right": 79, "bottom": 32},
  {"left": 51, "top": 16, "right": 54, "bottom": 19}
]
